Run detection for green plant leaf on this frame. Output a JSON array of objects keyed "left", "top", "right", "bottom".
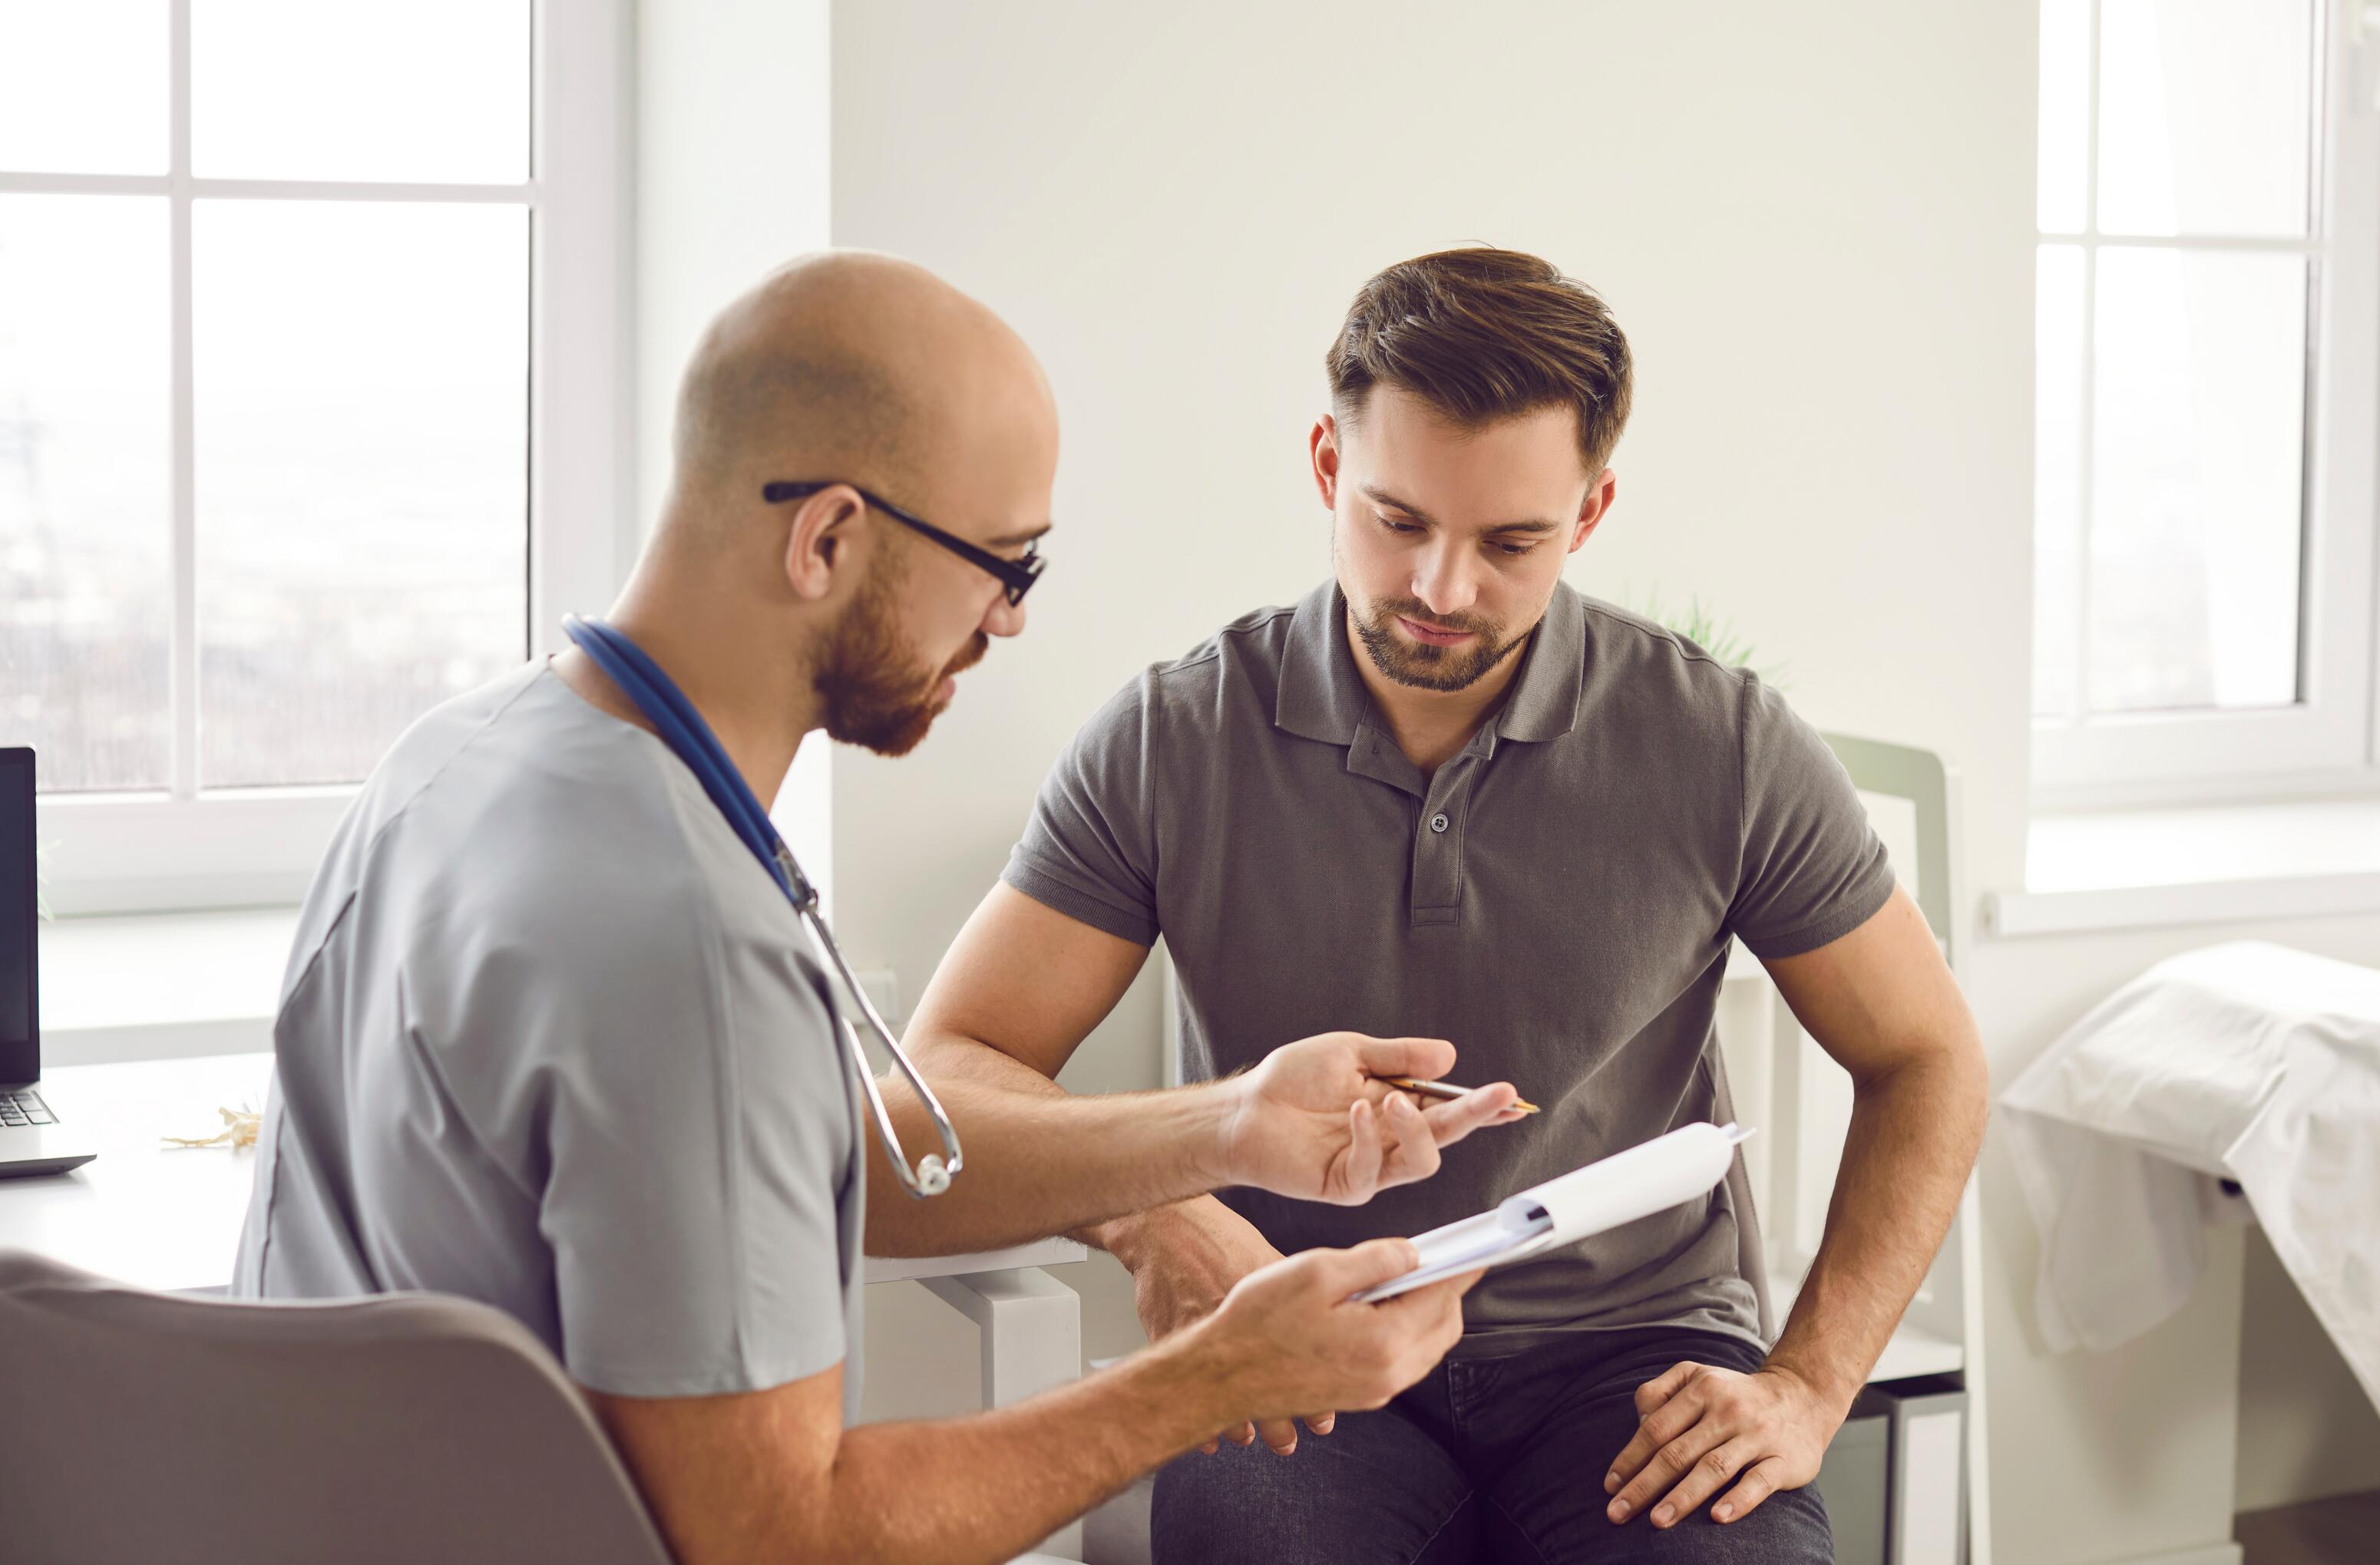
[{"left": 1617, "top": 583, "right": 1789, "bottom": 688}]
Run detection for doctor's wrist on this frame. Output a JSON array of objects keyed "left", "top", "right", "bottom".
[{"left": 1136, "top": 1309, "right": 1264, "bottom": 1442}]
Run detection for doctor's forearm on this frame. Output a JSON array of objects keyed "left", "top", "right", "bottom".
[
  {"left": 1762, "top": 1045, "right": 1987, "bottom": 1409},
  {"left": 863, "top": 1032, "right": 1231, "bottom": 1256},
  {"left": 815, "top": 1329, "right": 1245, "bottom": 1565}
]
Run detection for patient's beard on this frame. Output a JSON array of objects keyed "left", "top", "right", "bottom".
[
  {"left": 814, "top": 561, "right": 988, "bottom": 758},
  {"left": 1351, "top": 595, "right": 1525, "bottom": 693}
]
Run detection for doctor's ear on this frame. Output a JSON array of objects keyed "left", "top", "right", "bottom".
[{"left": 781, "top": 486, "right": 868, "bottom": 603}]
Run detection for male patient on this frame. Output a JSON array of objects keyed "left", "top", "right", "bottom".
[{"left": 901, "top": 247, "right": 1989, "bottom": 1561}]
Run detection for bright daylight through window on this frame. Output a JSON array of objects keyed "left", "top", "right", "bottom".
[
  {"left": 0, "top": 1, "right": 534, "bottom": 794},
  {"left": 2032, "top": 0, "right": 2379, "bottom": 798},
  {"left": 2035, "top": 0, "right": 2316, "bottom": 721}
]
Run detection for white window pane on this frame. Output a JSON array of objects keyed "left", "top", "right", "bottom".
[
  {"left": 2097, "top": 0, "right": 2314, "bottom": 237},
  {"left": 2038, "top": 0, "right": 2092, "bottom": 233},
  {"left": 194, "top": 200, "right": 527, "bottom": 788},
  {"left": 2034, "top": 244, "right": 2086, "bottom": 720},
  {"left": 0, "top": 1, "right": 167, "bottom": 175},
  {"left": 192, "top": 1, "right": 530, "bottom": 183},
  {"left": 2088, "top": 247, "right": 2306, "bottom": 713},
  {"left": 0, "top": 195, "right": 172, "bottom": 792}
]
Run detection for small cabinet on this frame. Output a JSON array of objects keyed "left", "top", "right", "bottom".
[{"left": 1820, "top": 1378, "right": 1970, "bottom": 1565}]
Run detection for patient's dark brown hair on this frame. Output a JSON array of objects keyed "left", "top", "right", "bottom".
[{"left": 1325, "top": 246, "right": 1635, "bottom": 474}]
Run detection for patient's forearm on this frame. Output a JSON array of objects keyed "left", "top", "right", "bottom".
[
  {"left": 862, "top": 1030, "right": 1231, "bottom": 1256},
  {"left": 1078, "top": 1191, "right": 1241, "bottom": 1267},
  {"left": 1764, "top": 1046, "right": 1987, "bottom": 1409}
]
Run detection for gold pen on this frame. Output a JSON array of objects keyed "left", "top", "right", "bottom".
[{"left": 1382, "top": 1076, "right": 1540, "bottom": 1115}]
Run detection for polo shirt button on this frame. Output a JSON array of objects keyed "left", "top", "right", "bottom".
[{"left": 1430, "top": 812, "right": 1450, "bottom": 834}]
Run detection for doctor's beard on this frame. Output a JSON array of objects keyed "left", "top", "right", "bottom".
[{"left": 814, "top": 555, "right": 989, "bottom": 758}]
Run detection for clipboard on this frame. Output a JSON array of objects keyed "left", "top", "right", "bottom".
[{"left": 1351, "top": 1121, "right": 1754, "bottom": 1303}]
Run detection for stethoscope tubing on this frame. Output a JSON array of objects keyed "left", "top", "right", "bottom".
[{"left": 560, "top": 615, "right": 963, "bottom": 1199}]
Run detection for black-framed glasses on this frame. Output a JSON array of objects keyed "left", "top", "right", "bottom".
[{"left": 762, "top": 480, "right": 1046, "bottom": 606}]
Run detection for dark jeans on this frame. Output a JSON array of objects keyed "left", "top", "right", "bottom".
[{"left": 1151, "top": 1328, "right": 1833, "bottom": 1564}]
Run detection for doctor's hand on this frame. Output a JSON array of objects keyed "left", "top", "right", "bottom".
[
  {"left": 1602, "top": 1359, "right": 1845, "bottom": 1530},
  {"left": 1114, "top": 1198, "right": 1317, "bottom": 1456},
  {"left": 1217, "top": 1032, "right": 1522, "bottom": 1206},
  {"left": 1191, "top": 1239, "right": 1479, "bottom": 1445}
]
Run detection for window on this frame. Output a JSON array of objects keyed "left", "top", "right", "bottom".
[
  {"left": 0, "top": 1, "right": 626, "bottom": 912},
  {"left": 2032, "top": 0, "right": 2380, "bottom": 804}
]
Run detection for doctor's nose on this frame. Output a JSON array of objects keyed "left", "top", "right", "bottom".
[{"left": 982, "top": 590, "right": 1027, "bottom": 639}]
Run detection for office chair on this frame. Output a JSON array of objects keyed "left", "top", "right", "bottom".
[
  {"left": 0, "top": 1248, "right": 674, "bottom": 1565},
  {"left": 0, "top": 1250, "right": 1083, "bottom": 1565}
]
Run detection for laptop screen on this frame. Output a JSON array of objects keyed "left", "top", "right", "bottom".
[{"left": 0, "top": 748, "right": 35, "bottom": 1082}]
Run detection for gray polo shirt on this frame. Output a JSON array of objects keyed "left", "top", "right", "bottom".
[
  {"left": 1005, "top": 579, "right": 1894, "bottom": 1355},
  {"left": 233, "top": 661, "right": 865, "bottom": 1412}
]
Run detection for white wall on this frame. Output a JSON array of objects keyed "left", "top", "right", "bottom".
[
  {"left": 827, "top": 2, "right": 2039, "bottom": 994},
  {"left": 634, "top": 0, "right": 836, "bottom": 887}
]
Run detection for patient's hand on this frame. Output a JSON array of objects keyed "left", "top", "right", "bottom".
[
  {"left": 1602, "top": 1359, "right": 1845, "bottom": 1530},
  {"left": 1109, "top": 1199, "right": 1324, "bottom": 1458},
  {"left": 1217, "top": 1032, "right": 1520, "bottom": 1205}
]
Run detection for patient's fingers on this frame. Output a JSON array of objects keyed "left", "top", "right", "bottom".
[{"left": 1256, "top": 1416, "right": 1301, "bottom": 1455}]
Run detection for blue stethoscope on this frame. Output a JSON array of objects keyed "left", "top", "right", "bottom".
[{"left": 561, "top": 614, "right": 962, "bottom": 1199}]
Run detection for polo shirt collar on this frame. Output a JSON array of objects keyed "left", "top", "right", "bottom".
[
  {"left": 1274, "top": 577, "right": 1588, "bottom": 747},
  {"left": 1495, "top": 579, "right": 1588, "bottom": 744},
  {"left": 1274, "top": 579, "right": 1370, "bottom": 745}
]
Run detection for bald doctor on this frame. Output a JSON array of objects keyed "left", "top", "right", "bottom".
[{"left": 233, "top": 253, "right": 1522, "bottom": 1564}]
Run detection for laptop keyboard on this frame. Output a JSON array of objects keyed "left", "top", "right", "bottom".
[{"left": 1, "top": 1088, "right": 56, "bottom": 1128}]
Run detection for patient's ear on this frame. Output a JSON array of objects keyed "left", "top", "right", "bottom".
[
  {"left": 1570, "top": 467, "right": 1617, "bottom": 553},
  {"left": 1310, "top": 414, "right": 1343, "bottom": 509}
]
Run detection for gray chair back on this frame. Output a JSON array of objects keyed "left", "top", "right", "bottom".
[{"left": 0, "top": 1250, "right": 674, "bottom": 1565}]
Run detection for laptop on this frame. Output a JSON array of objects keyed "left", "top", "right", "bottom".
[{"left": 1, "top": 747, "right": 97, "bottom": 1177}]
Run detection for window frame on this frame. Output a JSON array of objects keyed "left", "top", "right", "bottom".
[
  {"left": 2031, "top": 0, "right": 2380, "bottom": 811},
  {"left": 8, "top": 0, "right": 632, "bottom": 915}
]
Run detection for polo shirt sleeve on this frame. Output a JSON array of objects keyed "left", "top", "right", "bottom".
[
  {"left": 521, "top": 864, "right": 857, "bottom": 1399},
  {"left": 1724, "top": 672, "right": 1899, "bottom": 959},
  {"left": 1003, "top": 677, "right": 1162, "bottom": 946}
]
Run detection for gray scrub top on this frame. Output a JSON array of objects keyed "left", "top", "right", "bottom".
[
  {"left": 233, "top": 662, "right": 864, "bottom": 1412},
  {"left": 1005, "top": 579, "right": 1896, "bottom": 1357}
]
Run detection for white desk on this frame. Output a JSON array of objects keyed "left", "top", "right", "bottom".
[{"left": 0, "top": 1052, "right": 1093, "bottom": 1556}]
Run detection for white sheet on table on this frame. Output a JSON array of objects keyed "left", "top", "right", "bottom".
[{"left": 1999, "top": 940, "right": 2380, "bottom": 1414}]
